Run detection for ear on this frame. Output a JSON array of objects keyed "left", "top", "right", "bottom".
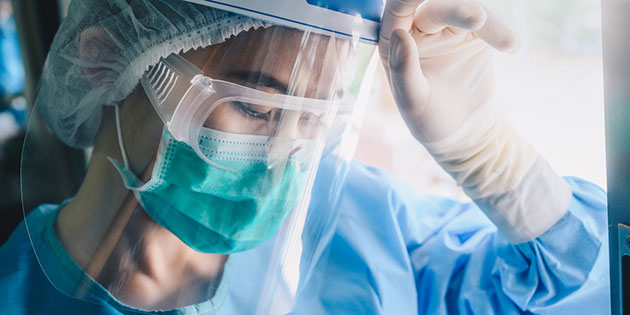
[{"left": 79, "top": 26, "right": 117, "bottom": 86}]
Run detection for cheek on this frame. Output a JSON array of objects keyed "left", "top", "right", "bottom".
[
  {"left": 122, "top": 94, "right": 164, "bottom": 177},
  {"left": 141, "top": 149, "right": 159, "bottom": 182}
]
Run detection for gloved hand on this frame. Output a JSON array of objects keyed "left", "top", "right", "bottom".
[
  {"left": 379, "top": 0, "right": 571, "bottom": 243},
  {"left": 379, "top": 0, "right": 518, "bottom": 143}
]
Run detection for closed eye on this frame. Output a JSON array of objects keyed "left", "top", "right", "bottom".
[{"left": 232, "top": 101, "right": 272, "bottom": 121}]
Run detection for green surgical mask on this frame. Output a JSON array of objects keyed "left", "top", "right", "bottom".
[{"left": 110, "top": 127, "right": 312, "bottom": 254}]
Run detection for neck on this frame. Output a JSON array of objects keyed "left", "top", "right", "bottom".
[{"left": 55, "top": 152, "right": 227, "bottom": 310}]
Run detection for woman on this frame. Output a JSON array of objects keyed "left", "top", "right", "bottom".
[{"left": 0, "top": 0, "right": 609, "bottom": 314}]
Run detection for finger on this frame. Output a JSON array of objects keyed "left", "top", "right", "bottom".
[
  {"left": 381, "top": 0, "right": 426, "bottom": 40},
  {"left": 474, "top": 4, "right": 520, "bottom": 53},
  {"left": 414, "top": 0, "right": 487, "bottom": 34},
  {"left": 388, "top": 29, "right": 429, "bottom": 117},
  {"left": 379, "top": 0, "right": 426, "bottom": 63}
]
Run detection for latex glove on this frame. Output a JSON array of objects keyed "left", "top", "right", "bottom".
[
  {"left": 379, "top": 0, "right": 519, "bottom": 143},
  {"left": 379, "top": 0, "right": 571, "bottom": 243}
]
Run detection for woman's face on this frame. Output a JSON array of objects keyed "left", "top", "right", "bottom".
[
  {"left": 181, "top": 26, "right": 350, "bottom": 139},
  {"left": 116, "top": 26, "right": 350, "bottom": 176}
]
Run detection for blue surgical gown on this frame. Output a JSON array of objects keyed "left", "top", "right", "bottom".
[{"left": 0, "top": 160, "right": 610, "bottom": 314}]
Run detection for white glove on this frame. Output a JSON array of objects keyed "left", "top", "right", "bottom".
[
  {"left": 379, "top": 0, "right": 571, "bottom": 243},
  {"left": 380, "top": 0, "right": 518, "bottom": 142}
]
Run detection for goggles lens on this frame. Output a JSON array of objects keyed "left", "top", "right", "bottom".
[{"left": 141, "top": 52, "right": 353, "bottom": 166}]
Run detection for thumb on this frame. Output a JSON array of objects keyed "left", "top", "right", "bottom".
[{"left": 388, "top": 29, "right": 429, "bottom": 114}]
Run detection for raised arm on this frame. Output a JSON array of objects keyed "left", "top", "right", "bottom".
[{"left": 378, "top": 0, "right": 609, "bottom": 312}]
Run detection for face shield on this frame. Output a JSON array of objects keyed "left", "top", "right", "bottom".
[{"left": 21, "top": 0, "right": 381, "bottom": 313}]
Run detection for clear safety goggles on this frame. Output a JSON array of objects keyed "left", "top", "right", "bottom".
[{"left": 140, "top": 53, "right": 354, "bottom": 167}]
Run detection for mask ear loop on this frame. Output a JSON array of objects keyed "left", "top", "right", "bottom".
[{"left": 114, "top": 102, "right": 131, "bottom": 170}]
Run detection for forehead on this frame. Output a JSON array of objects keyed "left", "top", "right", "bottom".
[{"left": 184, "top": 26, "right": 350, "bottom": 98}]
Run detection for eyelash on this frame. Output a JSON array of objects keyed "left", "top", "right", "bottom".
[{"left": 233, "top": 102, "right": 271, "bottom": 121}]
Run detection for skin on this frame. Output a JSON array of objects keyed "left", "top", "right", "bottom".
[{"left": 55, "top": 26, "right": 348, "bottom": 310}]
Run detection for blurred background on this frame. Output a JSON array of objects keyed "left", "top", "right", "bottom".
[
  {"left": 0, "top": 0, "right": 606, "bottom": 243},
  {"left": 0, "top": 0, "right": 26, "bottom": 245}
]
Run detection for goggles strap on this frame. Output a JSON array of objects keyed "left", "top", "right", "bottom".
[{"left": 114, "top": 103, "right": 131, "bottom": 170}]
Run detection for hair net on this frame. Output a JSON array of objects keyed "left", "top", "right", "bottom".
[{"left": 37, "top": 0, "right": 271, "bottom": 148}]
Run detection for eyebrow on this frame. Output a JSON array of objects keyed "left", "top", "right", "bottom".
[{"left": 224, "top": 71, "right": 289, "bottom": 94}]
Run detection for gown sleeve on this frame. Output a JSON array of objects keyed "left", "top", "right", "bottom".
[{"left": 391, "top": 169, "right": 609, "bottom": 314}]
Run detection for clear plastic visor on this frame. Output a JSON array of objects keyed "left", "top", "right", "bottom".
[{"left": 22, "top": 24, "right": 378, "bottom": 314}]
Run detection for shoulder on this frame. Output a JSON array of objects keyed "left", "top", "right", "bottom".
[
  {"left": 323, "top": 159, "right": 491, "bottom": 247},
  {"left": 339, "top": 160, "right": 467, "bottom": 221},
  {"left": 312, "top": 158, "right": 411, "bottom": 223},
  {"left": 301, "top": 161, "right": 422, "bottom": 312},
  {"left": 332, "top": 159, "right": 412, "bottom": 207}
]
